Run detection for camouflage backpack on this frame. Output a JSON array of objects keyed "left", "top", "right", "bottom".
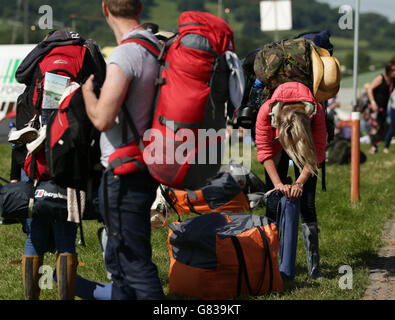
[{"left": 253, "top": 38, "right": 313, "bottom": 104}]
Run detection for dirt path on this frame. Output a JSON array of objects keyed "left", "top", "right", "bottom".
[{"left": 362, "top": 216, "right": 395, "bottom": 300}]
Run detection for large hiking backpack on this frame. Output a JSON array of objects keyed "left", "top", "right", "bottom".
[
  {"left": 168, "top": 212, "right": 283, "bottom": 299},
  {"left": 253, "top": 38, "right": 314, "bottom": 106},
  {"left": 14, "top": 30, "right": 106, "bottom": 187},
  {"left": 252, "top": 36, "right": 339, "bottom": 142},
  {"left": 45, "top": 86, "right": 102, "bottom": 191},
  {"left": 109, "top": 11, "right": 236, "bottom": 190}
]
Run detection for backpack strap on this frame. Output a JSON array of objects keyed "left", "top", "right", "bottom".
[
  {"left": 230, "top": 235, "right": 253, "bottom": 297},
  {"left": 75, "top": 189, "right": 86, "bottom": 247},
  {"left": 321, "top": 161, "right": 326, "bottom": 192},
  {"left": 256, "top": 226, "right": 273, "bottom": 293},
  {"left": 115, "top": 35, "right": 162, "bottom": 154},
  {"left": 83, "top": 39, "right": 107, "bottom": 86},
  {"left": 120, "top": 36, "right": 161, "bottom": 60},
  {"left": 0, "top": 176, "right": 10, "bottom": 185},
  {"left": 121, "top": 104, "right": 145, "bottom": 152},
  {"left": 160, "top": 185, "right": 182, "bottom": 222}
]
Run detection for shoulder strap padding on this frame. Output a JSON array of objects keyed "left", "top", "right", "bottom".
[{"left": 120, "top": 35, "right": 161, "bottom": 59}]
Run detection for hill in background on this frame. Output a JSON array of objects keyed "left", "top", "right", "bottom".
[{"left": 0, "top": 0, "right": 393, "bottom": 76}]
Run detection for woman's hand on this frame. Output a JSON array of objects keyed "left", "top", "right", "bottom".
[
  {"left": 275, "top": 183, "right": 292, "bottom": 198},
  {"left": 290, "top": 183, "right": 303, "bottom": 201}
]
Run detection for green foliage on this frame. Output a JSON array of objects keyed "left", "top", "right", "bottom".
[
  {"left": 0, "top": 144, "right": 11, "bottom": 179},
  {"left": 292, "top": 0, "right": 338, "bottom": 33},
  {"left": 1, "top": 0, "right": 395, "bottom": 59},
  {"left": 344, "top": 50, "right": 372, "bottom": 74},
  {"left": 0, "top": 0, "right": 157, "bottom": 46},
  {"left": 174, "top": 0, "right": 205, "bottom": 12}
]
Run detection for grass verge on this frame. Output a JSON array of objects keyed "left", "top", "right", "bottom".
[{"left": 0, "top": 142, "right": 394, "bottom": 300}]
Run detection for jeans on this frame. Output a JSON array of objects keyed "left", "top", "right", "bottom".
[
  {"left": 384, "top": 108, "right": 395, "bottom": 148},
  {"left": 24, "top": 218, "right": 77, "bottom": 256},
  {"left": 98, "top": 169, "right": 164, "bottom": 300},
  {"left": 264, "top": 150, "right": 318, "bottom": 224}
]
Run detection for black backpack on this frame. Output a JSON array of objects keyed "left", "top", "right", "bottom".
[
  {"left": 46, "top": 87, "right": 102, "bottom": 191},
  {"left": 326, "top": 138, "right": 367, "bottom": 165},
  {"left": 14, "top": 30, "right": 106, "bottom": 191}
]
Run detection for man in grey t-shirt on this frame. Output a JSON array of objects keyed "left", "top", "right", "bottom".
[{"left": 82, "top": 0, "right": 164, "bottom": 300}]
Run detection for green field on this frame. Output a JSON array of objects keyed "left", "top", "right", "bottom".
[
  {"left": 0, "top": 142, "right": 394, "bottom": 300},
  {"left": 340, "top": 69, "right": 384, "bottom": 89}
]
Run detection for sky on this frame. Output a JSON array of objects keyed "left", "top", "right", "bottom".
[{"left": 316, "top": 0, "right": 395, "bottom": 23}]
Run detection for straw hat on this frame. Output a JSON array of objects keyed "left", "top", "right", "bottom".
[{"left": 311, "top": 44, "right": 341, "bottom": 102}]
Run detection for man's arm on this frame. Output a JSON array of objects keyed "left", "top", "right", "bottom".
[{"left": 82, "top": 63, "right": 130, "bottom": 132}]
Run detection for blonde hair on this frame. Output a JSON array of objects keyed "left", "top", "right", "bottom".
[{"left": 277, "top": 103, "right": 319, "bottom": 175}]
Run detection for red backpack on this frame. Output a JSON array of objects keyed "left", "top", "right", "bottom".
[
  {"left": 15, "top": 30, "right": 106, "bottom": 185},
  {"left": 108, "top": 11, "right": 236, "bottom": 190}
]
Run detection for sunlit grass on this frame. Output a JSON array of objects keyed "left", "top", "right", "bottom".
[{"left": 0, "top": 142, "right": 394, "bottom": 299}]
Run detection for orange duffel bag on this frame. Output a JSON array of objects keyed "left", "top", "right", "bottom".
[
  {"left": 164, "top": 171, "right": 251, "bottom": 215},
  {"left": 168, "top": 212, "right": 283, "bottom": 299}
]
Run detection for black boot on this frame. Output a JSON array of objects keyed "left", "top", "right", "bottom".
[{"left": 302, "top": 222, "right": 323, "bottom": 280}]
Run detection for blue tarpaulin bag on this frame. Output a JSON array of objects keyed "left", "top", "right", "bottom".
[{"left": 277, "top": 196, "right": 300, "bottom": 280}]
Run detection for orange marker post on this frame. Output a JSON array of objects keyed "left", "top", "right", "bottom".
[{"left": 351, "top": 111, "right": 360, "bottom": 202}]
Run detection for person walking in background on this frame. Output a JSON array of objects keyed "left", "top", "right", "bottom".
[
  {"left": 366, "top": 60, "right": 395, "bottom": 154},
  {"left": 357, "top": 83, "right": 371, "bottom": 138},
  {"left": 383, "top": 89, "right": 395, "bottom": 153},
  {"left": 255, "top": 82, "right": 327, "bottom": 280},
  {"left": 82, "top": 0, "right": 164, "bottom": 300}
]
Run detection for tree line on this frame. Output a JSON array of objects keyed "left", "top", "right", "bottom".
[{"left": 0, "top": 0, "right": 394, "bottom": 61}]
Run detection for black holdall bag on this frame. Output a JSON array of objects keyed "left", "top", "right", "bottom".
[
  {"left": 0, "top": 178, "right": 29, "bottom": 225},
  {"left": 0, "top": 180, "right": 101, "bottom": 224}
]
